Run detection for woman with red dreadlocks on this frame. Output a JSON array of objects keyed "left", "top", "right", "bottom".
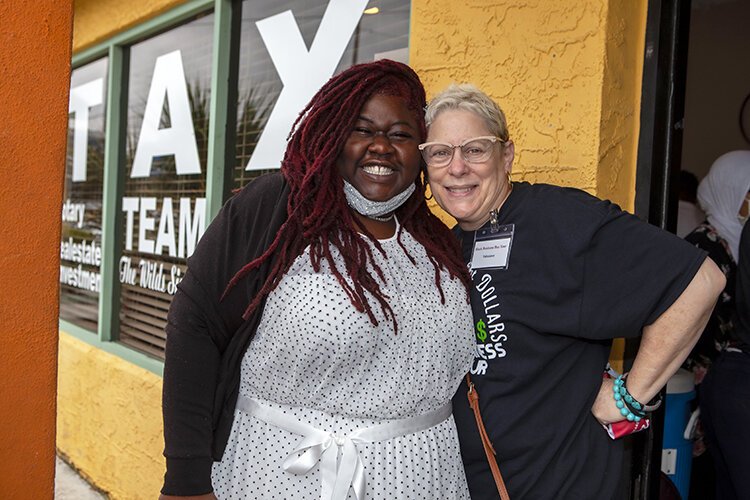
[{"left": 159, "top": 60, "right": 474, "bottom": 500}]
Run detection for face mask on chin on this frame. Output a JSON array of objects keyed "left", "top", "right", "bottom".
[{"left": 343, "top": 180, "right": 416, "bottom": 218}]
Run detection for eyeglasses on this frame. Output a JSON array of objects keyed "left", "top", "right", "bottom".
[{"left": 418, "top": 136, "right": 506, "bottom": 167}]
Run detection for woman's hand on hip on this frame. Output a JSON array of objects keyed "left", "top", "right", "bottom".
[{"left": 590, "top": 376, "right": 624, "bottom": 425}]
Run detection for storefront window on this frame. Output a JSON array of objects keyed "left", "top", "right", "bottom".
[
  {"left": 61, "top": 1, "right": 411, "bottom": 360},
  {"left": 60, "top": 58, "right": 108, "bottom": 332},
  {"left": 233, "top": 0, "right": 411, "bottom": 188},
  {"left": 119, "top": 13, "right": 214, "bottom": 356}
]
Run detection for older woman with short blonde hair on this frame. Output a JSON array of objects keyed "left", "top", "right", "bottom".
[{"left": 421, "top": 83, "right": 725, "bottom": 499}]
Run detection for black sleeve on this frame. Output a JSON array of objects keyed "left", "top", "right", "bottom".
[
  {"left": 161, "top": 173, "right": 288, "bottom": 495},
  {"left": 161, "top": 271, "right": 222, "bottom": 495},
  {"left": 579, "top": 203, "right": 707, "bottom": 339}
]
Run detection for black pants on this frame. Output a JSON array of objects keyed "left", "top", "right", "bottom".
[{"left": 699, "top": 351, "right": 750, "bottom": 500}]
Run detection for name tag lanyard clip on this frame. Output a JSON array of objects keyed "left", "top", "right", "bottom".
[{"left": 489, "top": 209, "right": 500, "bottom": 233}]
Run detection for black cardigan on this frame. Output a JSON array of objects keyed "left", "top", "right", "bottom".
[{"left": 161, "top": 173, "right": 289, "bottom": 495}]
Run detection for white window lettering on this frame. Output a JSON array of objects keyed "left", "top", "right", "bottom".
[
  {"left": 178, "top": 198, "right": 206, "bottom": 258},
  {"left": 246, "top": 0, "right": 369, "bottom": 170},
  {"left": 155, "top": 197, "right": 177, "bottom": 257},
  {"left": 131, "top": 50, "right": 201, "bottom": 178},
  {"left": 122, "top": 197, "right": 205, "bottom": 257},
  {"left": 138, "top": 197, "right": 157, "bottom": 254},
  {"left": 122, "top": 197, "right": 140, "bottom": 251},
  {"left": 68, "top": 78, "right": 104, "bottom": 182}
]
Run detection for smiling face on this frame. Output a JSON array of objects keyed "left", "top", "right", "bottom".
[
  {"left": 426, "top": 108, "right": 514, "bottom": 230},
  {"left": 336, "top": 94, "right": 422, "bottom": 202}
]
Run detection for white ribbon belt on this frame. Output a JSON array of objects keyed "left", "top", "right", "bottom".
[{"left": 236, "top": 396, "right": 451, "bottom": 500}]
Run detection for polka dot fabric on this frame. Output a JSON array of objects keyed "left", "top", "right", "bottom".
[{"left": 211, "top": 220, "right": 474, "bottom": 499}]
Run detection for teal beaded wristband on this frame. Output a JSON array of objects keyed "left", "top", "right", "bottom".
[{"left": 612, "top": 375, "right": 646, "bottom": 422}]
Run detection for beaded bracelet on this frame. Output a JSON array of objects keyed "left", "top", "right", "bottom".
[{"left": 612, "top": 375, "right": 647, "bottom": 422}]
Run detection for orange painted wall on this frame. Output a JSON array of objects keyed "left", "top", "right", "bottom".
[{"left": 0, "top": 1, "right": 74, "bottom": 497}]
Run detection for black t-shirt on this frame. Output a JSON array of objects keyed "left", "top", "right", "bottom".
[
  {"left": 733, "top": 222, "right": 750, "bottom": 351},
  {"left": 452, "top": 182, "right": 706, "bottom": 500}
]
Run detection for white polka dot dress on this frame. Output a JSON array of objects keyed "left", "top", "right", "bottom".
[{"left": 211, "top": 219, "right": 475, "bottom": 499}]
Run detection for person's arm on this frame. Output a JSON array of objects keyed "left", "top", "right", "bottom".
[
  {"left": 161, "top": 173, "right": 289, "bottom": 495},
  {"left": 161, "top": 273, "right": 223, "bottom": 495},
  {"left": 591, "top": 257, "right": 725, "bottom": 424}
]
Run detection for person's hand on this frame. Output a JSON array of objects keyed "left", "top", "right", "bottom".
[
  {"left": 159, "top": 494, "right": 217, "bottom": 500},
  {"left": 590, "top": 376, "right": 625, "bottom": 426}
]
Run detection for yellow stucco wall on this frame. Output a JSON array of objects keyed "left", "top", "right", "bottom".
[
  {"left": 596, "top": 0, "right": 648, "bottom": 212},
  {"left": 57, "top": 332, "right": 165, "bottom": 498},
  {"left": 73, "top": 0, "right": 187, "bottom": 51},
  {"left": 412, "top": 0, "right": 647, "bottom": 221}
]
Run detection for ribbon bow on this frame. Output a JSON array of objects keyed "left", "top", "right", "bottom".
[
  {"left": 236, "top": 396, "right": 451, "bottom": 500},
  {"left": 283, "top": 429, "right": 367, "bottom": 500}
]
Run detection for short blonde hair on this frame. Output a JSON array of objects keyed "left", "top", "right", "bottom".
[{"left": 425, "top": 84, "right": 510, "bottom": 141}]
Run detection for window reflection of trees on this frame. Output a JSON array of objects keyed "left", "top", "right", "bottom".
[
  {"left": 234, "top": 86, "right": 273, "bottom": 188},
  {"left": 120, "top": 16, "right": 213, "bottom": 358}
]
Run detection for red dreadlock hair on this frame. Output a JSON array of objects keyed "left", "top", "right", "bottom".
[{"left": 223, "top": 59, "right": 470, "bottom": 332}]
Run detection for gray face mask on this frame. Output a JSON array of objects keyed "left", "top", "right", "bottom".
[{"left": 343, "top": 180, "right": 416, "bottom": 218}]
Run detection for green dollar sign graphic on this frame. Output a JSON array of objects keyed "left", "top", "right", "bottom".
[{"left": 476, "top": 318, "right": 487, "bottom": 342}]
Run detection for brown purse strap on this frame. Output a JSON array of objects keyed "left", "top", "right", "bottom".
[{"left": 465, "top": 374, "right": 510, "bottom": 500}]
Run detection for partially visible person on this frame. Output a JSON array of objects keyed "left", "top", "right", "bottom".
[
  {"left": 677, "top": 170, "right": 706, "bottom": 238},
  {"left": 420, "top": 83, "right": 725, "bottom": 499},
  {"left": 698, "top": 153, "right": 750, "bottom": 500},
  {"left": 160, "top": 61, "right": 475, "bottom": 500},
  {"left": 684, "top": 152, "right": 750, "bottom": 381},
  {"left": 682, "top": 152, "right": 750, "bottom": 500}
]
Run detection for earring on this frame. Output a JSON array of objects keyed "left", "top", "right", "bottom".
[
  {"left": 507, "top": 172, "right": 512, "bottom": 185},
  {"left": 424, "top": 174, "right": 434, "bottom": 200}
]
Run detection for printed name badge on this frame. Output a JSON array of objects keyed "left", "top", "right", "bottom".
[{"left": 471, "top": 224, "right": 515, "bottom": 270}]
